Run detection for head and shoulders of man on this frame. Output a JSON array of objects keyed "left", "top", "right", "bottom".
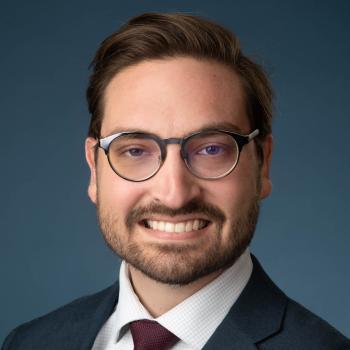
[{"left": 4, "top": 12, "right": 349, "bottom": 349}]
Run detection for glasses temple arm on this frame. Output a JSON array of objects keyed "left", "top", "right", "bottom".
[{"left": 248, "top": 129, "right": 259, "bottom": 141}]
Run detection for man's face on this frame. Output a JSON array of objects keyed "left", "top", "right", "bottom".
[{"left": 85, "top": 57, "right": 272, "bottom": 285}]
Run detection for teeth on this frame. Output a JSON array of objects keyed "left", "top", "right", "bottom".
[
  {"left": 146, "top": 219, "right": 207, "bottom": 233},
  {"left": 165, "top": 222, "right": 174, "bottom": 232},
  {"left": 185, "top": 221, "right": 193, "bottom": 232},
  {"left": 175, "top": 223, "right": 185, "bottom": 232}
]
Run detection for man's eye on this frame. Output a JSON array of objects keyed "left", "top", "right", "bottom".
[
  {"left": 197, "top": 145, "right": 224, "bottom": 155},
  {"left": 124, "top": 148, "right": 146, "bottom": 157}
]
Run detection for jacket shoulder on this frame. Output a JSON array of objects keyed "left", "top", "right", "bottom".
[
  {"left": 259, "top": 298, "right": 350, "bottom": 350},
  {"left": 2, "top": 283, "right": 118, "bottom": 350},
  {"left": 245, "top": 256, "right": 350, "bottom": 349}
]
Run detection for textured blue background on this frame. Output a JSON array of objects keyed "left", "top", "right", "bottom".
[{"left": 1, "top": 0, "right": 349, "bottom": 342}]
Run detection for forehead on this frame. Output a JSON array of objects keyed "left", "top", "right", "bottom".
[{"left": 102, "top": 57, "right": 249, "bottom": 137}]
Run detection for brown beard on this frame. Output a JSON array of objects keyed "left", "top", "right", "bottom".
[{"left": 96, "top": 192, "right": 260, "bottom": 286}]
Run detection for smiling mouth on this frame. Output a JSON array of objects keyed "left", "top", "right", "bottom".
[{"left": 141, "top": 219, "right": 210, "bottom": 233}]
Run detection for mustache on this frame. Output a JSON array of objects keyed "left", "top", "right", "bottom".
[{"left": 126, "top": 198, "right": 226, "bottom": 229}]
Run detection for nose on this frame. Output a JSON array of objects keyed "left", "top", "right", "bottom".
[{"left": 149, "top": 145, "right": 202, "bottom": 208}]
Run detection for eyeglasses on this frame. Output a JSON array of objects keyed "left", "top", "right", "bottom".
[{"left": 98, "top": 128, "right": 259, "bottom": 182}]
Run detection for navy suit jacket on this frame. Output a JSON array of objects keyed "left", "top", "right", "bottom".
[{"left": 2, "top": 256, "right": 350, "bottom": 349}]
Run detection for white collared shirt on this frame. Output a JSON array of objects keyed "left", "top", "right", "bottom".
[{"left": 92, "top": 248, "right": 252, "bottom": 350}]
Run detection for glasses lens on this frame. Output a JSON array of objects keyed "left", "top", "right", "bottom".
[
  {"left": 108, "top": 134, "right": 161, "bottom": 181},
  {"left": 184, "top": 131, "right": 239, "bottom": 178}
]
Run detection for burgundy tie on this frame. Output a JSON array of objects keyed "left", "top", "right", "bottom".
[{"left": 130, "top": 319, "right": 179, "bottom": 350}]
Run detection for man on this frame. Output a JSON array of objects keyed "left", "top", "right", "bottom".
[{"left": 2, "top": 12, "right": 349, "bottom": 350}]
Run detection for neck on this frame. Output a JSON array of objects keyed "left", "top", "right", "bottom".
[{"left": 128, "top": 266, "right": 224, "bottom": 317}]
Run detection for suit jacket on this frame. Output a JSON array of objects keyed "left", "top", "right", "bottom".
[{"left": 2, "top": 256, "right": 350, "bottom": 350}]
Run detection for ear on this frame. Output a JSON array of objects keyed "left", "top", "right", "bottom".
[
  {"left": 259, "top": 134, "right": 273, "bottom": 199},
  {"left": 85, "top": 137, "right": 98, "bottom": 204}
]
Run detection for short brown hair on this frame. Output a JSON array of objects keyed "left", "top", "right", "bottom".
[{"left": 86, "top": 12, "right": 272, "bottom": 161}]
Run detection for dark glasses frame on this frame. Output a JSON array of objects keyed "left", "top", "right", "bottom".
[{"left": 98, "top": 128, "right": 259, "bottom": 182}]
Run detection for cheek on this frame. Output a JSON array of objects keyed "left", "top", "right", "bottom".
[
  {"left": 209, "top": 180, "right": 246, "bottom": 212},
  {"left": 205, "top": 163, "right": 259, "bottom": 215},
  {"left": 96, "top": 159, "right": 145, "bottom": 211}
]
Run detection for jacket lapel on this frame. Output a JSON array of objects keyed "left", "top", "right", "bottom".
[
  {"left": 69, "top": 282, "right": 119, "bottom": 349},
  {"left": 203, "top": 255, "right": 287, "bottom": 349},
  {"left": 202, "top": 315, "right": 258, "bottom": 350}
]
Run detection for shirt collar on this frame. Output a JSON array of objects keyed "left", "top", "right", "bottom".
[{"left": 115, "top": 248, "right": 252, "bottom": 349}]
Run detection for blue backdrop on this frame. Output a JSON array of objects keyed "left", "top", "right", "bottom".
[{"left": 1, "top": 0, "right": 349, "bottom": 342}]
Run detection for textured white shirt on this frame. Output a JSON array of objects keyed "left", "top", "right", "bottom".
[{"left": 92, "top": 248, "right": 252, "bottom": 350}]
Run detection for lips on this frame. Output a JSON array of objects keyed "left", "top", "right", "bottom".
[{"left": 143, "top": 219, "right": 209, "bottom": 233}]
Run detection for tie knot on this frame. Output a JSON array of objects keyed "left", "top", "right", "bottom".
[{"left": 130, "top": 319, "right": 179, "bottom": 350}]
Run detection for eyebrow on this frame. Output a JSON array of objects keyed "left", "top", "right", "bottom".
[
  {"left": 103, "top": 121, "right": 246, "bottom": 138},
  {"left": 193, "top": 121, "right": 245, "bottom": 134}
]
